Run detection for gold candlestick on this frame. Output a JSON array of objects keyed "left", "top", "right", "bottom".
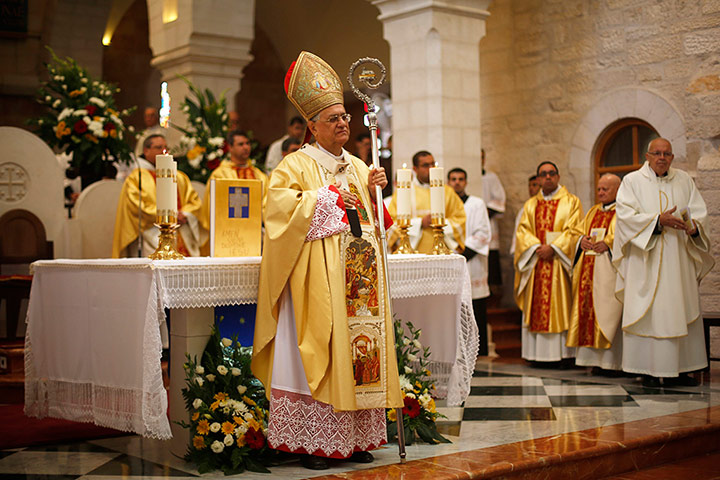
[
  {"left": 393, "top": 218, "right": 416, "bottom": 254},
  {"left": 430, "top": 214, "right": 452, "bottom": 255},
  {"left": 149, "top": 213, "right": 185, "bottom": 260}
]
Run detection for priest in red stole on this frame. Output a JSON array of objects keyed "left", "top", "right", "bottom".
[
  {"left": 566, "top": 174, "right": 623, "bottom": 371},
  {"left": 251, "top": 51, "right": 402, "bottom": 471},
  {"left": 514, "top": 161, "right": 582, "bottom": 363}
]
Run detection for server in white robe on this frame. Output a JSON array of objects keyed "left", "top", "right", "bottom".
[{"left": 613, "top": 138, "right": 714, "bottom": 387}]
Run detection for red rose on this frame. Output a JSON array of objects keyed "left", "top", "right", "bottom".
[
  {"left": 73, "top": 119, "right": 88, "bottom": 134},
  {"left": 222, "top": 142, "right": 229, "bottom": 154},
  {"left": 403, "top": 396, "right": 421, "bottom": 419},
  {"left": 206, "top": 158, "right": 220, "bottom": 170},
  {"left": 245, "top": 426, "right": 265, "bottom": 450},
  {"left": 103, "top": 122, "right": 114, "bottom": 131},
  {"left": 85, "top": 105, "right": 97, "bottom": 116}
]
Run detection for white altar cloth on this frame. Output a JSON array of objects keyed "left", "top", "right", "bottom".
[{"left": 24, "top": 255, "right": 476, "bottom": 439}]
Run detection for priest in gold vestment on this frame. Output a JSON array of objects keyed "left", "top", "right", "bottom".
[
  {"left": 514, "top": 161, "right": 582, "bottom": 363},
  {"left": 566, "top": 174, "right": 623, "bottom": 371},
  {"left": 386, "top": 150, "right": 466, "bottom": 253},
  {"left": 198, "top": 130, "right": 268, "bottom": 233},
  {"left": 112, "top": 134, "right": 202, "bottom": 258},
  {"left": 251, "top": 51, "right": 402, "bottom": 471}
]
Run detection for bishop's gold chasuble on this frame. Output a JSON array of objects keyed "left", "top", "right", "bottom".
[
  {"left": 566, "top": 204, "right": 618, "bottom": 349},
  {"left": 514, "top": 186, "right": 582, "bottom": 334}
]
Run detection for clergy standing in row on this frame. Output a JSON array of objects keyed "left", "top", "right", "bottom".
[
  {"left": 112, "top": 134, "right": 202, "bottom": 258},
  {"left": 613, "top": 138, "right": 714, "bottom": 387},
  {"left": 251, "top": 51, "right": 402, "bottom": 470},
  {"left": 386, "top": 151, "right": 466, "bottom": 253},
  {"left": 481, "top": 149, "right": 507, "bottom": 301},
  {"left": 198, "top": 129, "right": 268, "bottom": 235},
  {"left": 514, "top": 161, "right": 582, "bottom": 364},
  {"left": 448, "top": 167, "right": 492, "bottom": 356},
  {"left": 566, "top": 174, "right": 623, "bottom": 371}
]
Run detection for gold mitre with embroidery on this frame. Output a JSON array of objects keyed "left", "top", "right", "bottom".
[{"left": 284, "top": 51, "right": 344, "bottom": 120}]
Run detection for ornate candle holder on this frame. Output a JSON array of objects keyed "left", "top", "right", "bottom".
[
  {"left": 393, "top": 217, "right": 417, "bottom": 254},
  {"left": 430, "top": 214, "right": 452, "bottom": 255},
  {"left": 149, "top": 212, "right": 185, "bottom": 260}
]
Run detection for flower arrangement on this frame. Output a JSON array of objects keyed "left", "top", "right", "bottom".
[
  {"left": 179, "top": 326, "right": 273, "bottom": 475},
  {"left": 172, "top": 76, "right": 266, "bottom": 183},
  {"left": 387, "top": 317, "right": 450, "bottom": 445},
  {"left": 28, "top": 47, "right": 135, "bottom": 187}
]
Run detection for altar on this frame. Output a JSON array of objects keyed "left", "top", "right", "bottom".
[{"left": 24, "top": 254, "right": 477, "bottom": 446}]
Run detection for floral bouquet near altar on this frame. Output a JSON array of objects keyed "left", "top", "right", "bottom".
[
  {"left": 28, "top": 47, "right": 135, "bottom": 186},
  {"left": 172, "top": 76, "right": 265, "bottom": 183},
  {"left": 178, "top": 327, "right": 273, "bottom": 475},
  {"left": 387, "top": 317, "right": 450, "bottom": 445}
]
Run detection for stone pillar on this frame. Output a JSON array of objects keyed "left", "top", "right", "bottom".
[
  {"left": 372, "top": 0, "right": 490, "bottom": 185},
  {"left": 146, "top": 0, "right": 255, "bottom": 146}
]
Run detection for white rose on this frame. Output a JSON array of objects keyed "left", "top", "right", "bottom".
[
  {"left": 216, "top": 108, "right": 223, "bottom": 115},
  {"left": 237, "top": 385, "right": 247, "bottom": 395},
  {"left": 210, "top": 422, "right": 221, "bottom": 433},
  {"left": 183, "top": 105, "right": 190, "bottom": 112},
  {"left": 206, "top": 374, "right": 216, "bottom": 382},
  {"left": 58, "top": 108, "right": 73, "bottom": 121},
  {"left": 404, "top": 366, "right": 412, "bottom": 374},
  {"left": 209, "top": 136, "right": 224, "bottom": 147},
  {"left": 243, "top": 412, "right": 253, "bottom": 421},
  {"left": 235, "top": 423, "right": 248, "bottom": 435},
  {"left": 223, "top": 434, "right": 234, "bottom": 446},
  {"left": 195, "top": 366, "right": 205, "bottom": 375},
  {"left": 221, "top": 338, "right": 232, "bottom": 348},
  {"left": 222, "top": 113, "right": 228, "bottom": 120},
  {"left": 211, "top": 440, "right": 224, "bottom": 453},
  {"left": 231, "top": 368, "right": 241, "bottom": 376},
  {"left": 195, "top": 377, "right": 204, "bottom": 386},
  {"left": 192, "top": 399, "right": 203, "bottom": 409},
  {"left": 405, "top": 392, "right": 416, "bottom": 399},
  {"left": 217, "top": 365, "right": 228, "bottom": 376},
  {"left": 403, "top": 338, "right": 411, "bottom": 346},
  {"left": 407, "top": 353, "right": 417, "bottom": 362},
  {"left": 81, "top": 77, "right": 88, "bottom": 83},
  {"left": 45, "top": 95, "right": 51, "bottom": 102},
  {"left": 53, "top": 99, "right": 61, "bottom": 108},
  {"left": 413, "top": 339, "right": 422, "bottom": 349},
  {"left": 62, "top": 84, "right": 67, "bottom": 90}
]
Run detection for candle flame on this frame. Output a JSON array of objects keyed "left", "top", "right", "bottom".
[
  {"left": 434, "top": 161, "right": 438, "bottom": 167},
  {"left": 402, "top": 163, "right": 407, "bottom": 169},
  {"left": 163, "top": 148, "right": 167, "bottom": 155}
]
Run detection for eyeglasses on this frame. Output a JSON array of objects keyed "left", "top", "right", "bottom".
[
  {"left": 537, "top": 171, "right": 557, "bottom": 178},
  {"left": 319, "top": 113, "right": 352, "bottom": 124},
  {"left": 648, "top": 151, "right": 674, "bottom": 158}
]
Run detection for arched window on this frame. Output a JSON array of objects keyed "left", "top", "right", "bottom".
[{"left": 594, "top": 118, "right": 658, "bottom": 198}]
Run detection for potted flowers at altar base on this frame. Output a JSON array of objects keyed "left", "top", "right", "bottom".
[
  {"left": 178, "top": 327, "right": 275, "bottom": 475},
  {"left": 387, "top": 317, "right": 451, "bottom": 445}
]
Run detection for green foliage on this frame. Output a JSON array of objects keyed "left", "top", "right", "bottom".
[
  {"left": 179, "top": 326, "right": 274, "bottom": 474},
  {"left": 27, "top": 46, "right": 136, "bottom": 179},
  {"left": 387, "top": 316, "right": 450, "bottom": 445}
]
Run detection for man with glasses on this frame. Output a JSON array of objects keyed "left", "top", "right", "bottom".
[
  {"left": 386, "top": 150, "right": 466, "bottom": 253},
  {"left": 112, "top": 134, "right": 202, "bottom": 257},
  {"left": 514, "top": 161, "right": 582, "bottom": 366},
  {"left": 251, "top": 51, "right": 402, "bottom": 470},
  {"left": 613, "top": 138, "right": 714, "bottom": 387}
]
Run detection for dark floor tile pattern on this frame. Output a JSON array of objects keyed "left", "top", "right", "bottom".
[
  {"left": 549, "top": 395, "right": 638, "bottom": 407},
  {"left": 85, "top": 453, "right": 196, "bottom": 477},
  {"left": 470, "top": 385, "right": 547, "bottom": 396},
  {"left": 463, "top": 407, "right": 557, "bottom": 421}
]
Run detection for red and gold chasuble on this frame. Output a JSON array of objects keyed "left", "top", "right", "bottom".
[
  {"left": 233, "top": 165, "right": 257, "bottom": 179},
  {"left": 529, "top": 199, "right": 559, "bottom": 332}
]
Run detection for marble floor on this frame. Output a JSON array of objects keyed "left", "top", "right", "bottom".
[{"left": 1, "top": 359, "right": 719, "bottom": 479}]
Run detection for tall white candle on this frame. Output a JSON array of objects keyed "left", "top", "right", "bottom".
[
  {"left": 396, "top": 164, "right": 412, "bottom": 220},
  {"left": 429, "top": 165, "right": 445, "bottom": 217},
  {"left": 155, "top": 153, "right": 177, "bottom": 218}
]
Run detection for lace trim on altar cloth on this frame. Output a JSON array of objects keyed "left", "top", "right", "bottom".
[
  {"left": 267, "top": 389, "right": 386, "bottom": 458},
  {"left": 306, "top": 186, "right": 349, "bottom": 242}
]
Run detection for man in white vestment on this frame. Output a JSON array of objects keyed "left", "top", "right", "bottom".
[
  {"left": 613, "top": 138, "right": 714, "bottom": 387},
  {"left": 251, "top": 51, "right": 402, "bottom": 470},
  {"left": 448, "top": 167, "right": 492, "bottom": 356},
  {"left": 567, "top": 174, "right": 623, "bottom": 373},
  {"left": 265, "top": 116, "right": 306, "bottom": 171},
  {"left": 510, "top": 175, "right": 540, "bottom": 256},
  {"left": 481, "top": 149, "right": 507, "bottom": 302}
]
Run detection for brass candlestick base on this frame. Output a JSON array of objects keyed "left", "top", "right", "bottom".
[
  {"left": 149, "top": 222, "right": 185, "bottom": 260},
  {"left": 430, "top": 223, "right": 452, "bottom": 255},
  {"left": 394, "top": 223, "right": 417, "bottom": 254}
]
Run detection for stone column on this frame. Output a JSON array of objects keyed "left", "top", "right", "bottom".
[
  {"left": 146, "top": 0, "right": 255, "bottom": 146},
  {"left": 372, "top": 0, "right": 490, "bottom": 183}
]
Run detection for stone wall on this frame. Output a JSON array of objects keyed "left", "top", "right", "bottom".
[{"left": 479, "top": 0, "right": 720, "bottom": 306}]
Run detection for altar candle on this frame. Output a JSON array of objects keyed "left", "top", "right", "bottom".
[
  {"left": 396, "top": 164, "right": 412, "bottom": 219},
  {"left": 429, "top": 164, "right": 445, "bottom": 217},
  {"left": 155, "top": 152, "right": 177, "bottom": 217}
]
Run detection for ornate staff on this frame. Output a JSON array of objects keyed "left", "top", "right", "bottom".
[{"left": 348, "top": 57, "right": 406, "bottom": 464}]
